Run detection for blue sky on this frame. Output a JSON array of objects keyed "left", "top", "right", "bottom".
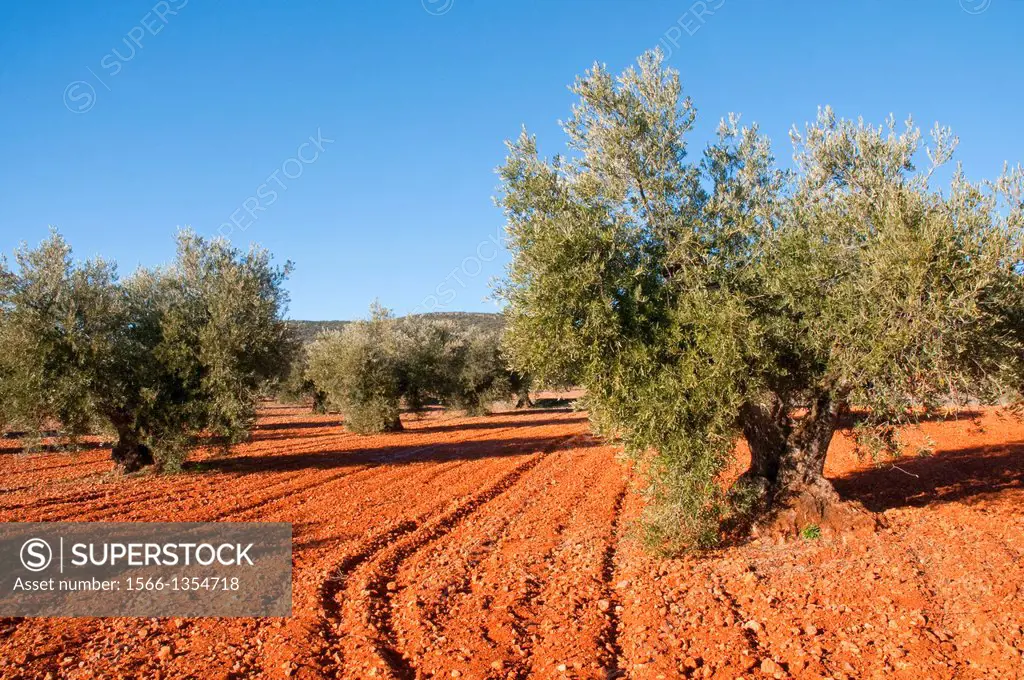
[{"left": 0, "top": 1, "right": 1021, "bottom": 320}]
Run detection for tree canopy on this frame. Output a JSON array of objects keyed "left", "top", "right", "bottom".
[
  {"left": 305, "top": 305, "right": 532, "bottom": 433},
  {"left": 497, "top": 51, "right": 1024, "bottom": 550},
  {"left": 305, "top": 304, "right": 417, "bottom": 433},
  {"left": 0, "top": 230, "right": 293, "bottom": 471}
]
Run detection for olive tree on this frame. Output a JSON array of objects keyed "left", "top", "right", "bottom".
[
  {"left": 497, "top": 51, "right": 1024, "bottom": 550},
  {"left": 305, "top": 308, "right": 530, "bottom": 429},
  {"left": 395, "top": 316, "right": 465, "bottom": 413},
  {"left": 0, "top": 230, "right": 293, "bottom": 472},
  {"left": 305, "top": 303, "right": 408, "bottom": 433},
  {"left": 444, "top": 327, "right": 532, "bottom": 415},
  {"left": 273, "top": 343, "right": 329, "bottom": 413},
  {"left": 0, "top": 236, "right": 122, "bottom": 446}
]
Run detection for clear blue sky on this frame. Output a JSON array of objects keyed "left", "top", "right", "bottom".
[{"left": 1, "top": 1, "right": 1021, "bottom": 319}]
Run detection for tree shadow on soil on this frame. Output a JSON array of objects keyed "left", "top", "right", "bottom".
[
  {"left": 253, "top": 420, "right": 343, "bottom": 432},
  {"left": 249, "top": 431, "right": 341, "bottom": 444},
  {"left": 0, "top": 439, "right": 112, "bottom": 455},
  {"left": 832, "top": 440, "right": 1024, "bottom": 512},
  {"left": 409, "top": 415, "right": 587, "bottom": 435},
  {"left": 186, "top": 432, "right": 606, "bottom": 474}
]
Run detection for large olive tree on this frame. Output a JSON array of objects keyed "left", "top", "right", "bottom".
[
  {"left": 497, "top": 51, "right": 1024, "bottom": 549},
  {"left": 0, "top": 230, "right": 293, "bottom": 472}
]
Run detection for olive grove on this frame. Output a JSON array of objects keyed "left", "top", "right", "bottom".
[{"left": 305, "top": 305, "right": 532, "bottom": 432}]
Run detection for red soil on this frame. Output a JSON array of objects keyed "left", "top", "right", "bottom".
[{"left": 0, "top": 405, "right": 1022, "bottom": 679}]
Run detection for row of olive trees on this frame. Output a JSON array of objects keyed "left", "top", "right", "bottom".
[
  {"left": 302, "top": 304, "right": 530, "bottom": 434},
  {"left": 0, "top": 230, "right": 294, "bottom": 472},
  {"left": 497, "top": 50, "right": 1024, "bottom": 551}
]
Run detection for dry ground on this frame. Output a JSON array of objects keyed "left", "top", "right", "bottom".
[{"left": 0, "top": 403, "right": 1022, "bottom": 679}]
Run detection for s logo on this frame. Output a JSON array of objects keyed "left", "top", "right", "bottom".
[{"left": 20, "top": 538, "right": 52, "bottom": 572}]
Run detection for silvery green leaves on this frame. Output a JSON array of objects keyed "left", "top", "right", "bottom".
[
  {"left": 304, "top": 307, "right": 523, "bottom": 432},
  {"left": 0, "top": 231, "right": 293, "bottom": 472},
  {"left": 497, "top": 50, "right": 1024, "bottom": 552}
]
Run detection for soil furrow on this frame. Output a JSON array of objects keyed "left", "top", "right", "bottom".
[
  {"left": 329, "top": 437, "right": 578, "bottom": 679},
  {"left": 348, "top": 450, "right": 551, "bottom": 678},
  {"left": 596, "top": 481, "right": 629, "bottom": 678},
  {"left": 1, "top": 421, "right": 533, "bottom": 522},
  {"left": 388, "top": 445, "right": 604, "bottom": 678},
  {"left": 210, "top": 424, "right": 546, "bottom": 524}
]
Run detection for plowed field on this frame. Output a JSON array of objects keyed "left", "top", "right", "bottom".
[{"left": 1, "top": 404, "right": 1023, "bottom": 679}]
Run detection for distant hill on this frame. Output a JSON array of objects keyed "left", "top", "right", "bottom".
[{"left": 286, "top": 311, "right": 504, "bottom": 345}]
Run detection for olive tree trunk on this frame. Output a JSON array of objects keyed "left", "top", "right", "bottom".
[
  {"left": 737, "top": 394, "right": 871, "bottom": 535},
  {"left": 312, "top": 390, "right": 329, "bottom": 414},
  {"left": 108, "top": 411, "right": 154, "bottom": 472},
  {"left": 741, "top": 394, "right": 839, "bottom": 496},
  {"left": 384, "top": 415, "right": 404, "bottom": 432},
  {"left": 513, "top": 393, "right": 534, "bottom": 409}
]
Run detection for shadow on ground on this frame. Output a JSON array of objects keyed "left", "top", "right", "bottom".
[
  {"left": 187, "top": 431, "right": 604, "bottom": 475},
  {"left": 409, "top": 415, "right": 586, "bottom": 435},
  {"left": 833, "top": 440, "right": 1024, "bottom": 512}
]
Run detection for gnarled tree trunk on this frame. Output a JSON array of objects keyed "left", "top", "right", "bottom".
[
  {"left": 108, "top": 411, "right": 154, "bottom": 473},
  {"left": 513, "top": 393, "right": 534, "bottom": 409},
  {"left": 738, "top": 393, "right": 874, "bottom": 536}
]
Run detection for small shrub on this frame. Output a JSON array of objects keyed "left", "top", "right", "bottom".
[{"left": 800, "top": 524, "right": 822, "bottom": 541}]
